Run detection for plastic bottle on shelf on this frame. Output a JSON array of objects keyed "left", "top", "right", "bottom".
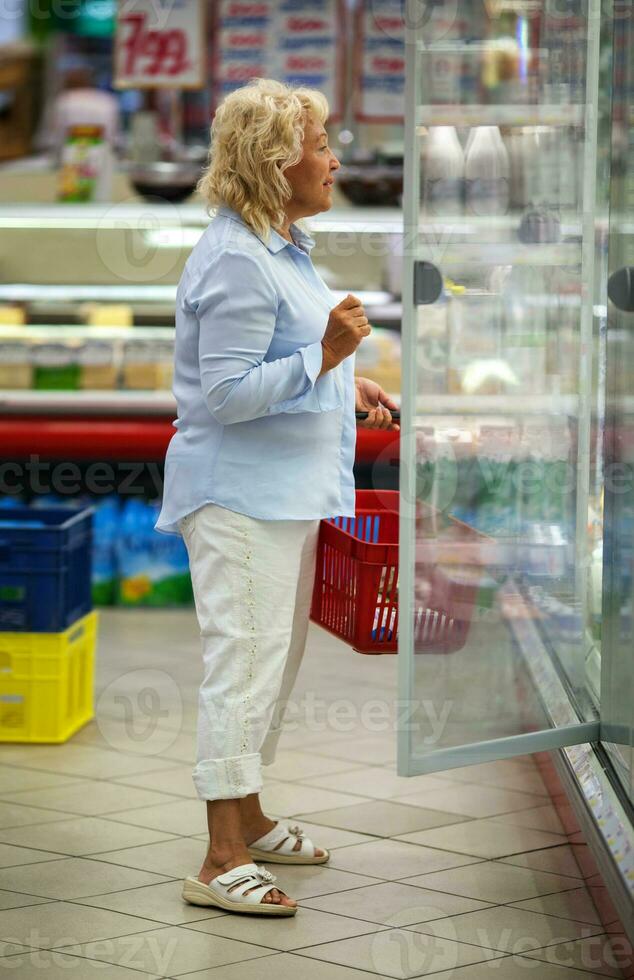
[
  {"left": 464, "top": 126, "right": 510, "bottom": 217},
  {"left": 523, "top": 127, "right": 560, "bottom": 210},
  {"left": 447, "top": 282, "right": 505, "bottom": 395},
  {"left": 53, "top": 88, "right": 119, "bottom": 203},
  {"left": 547, "top": 266, "right": 580, "bottom": 394},
  {"left": 421, "top": 2, "right": 469, "bottom": 106},
  {"left": 417, "top": 285, "right": 449, "bottom": 395},
  {"left": 518, "top": 418, "right": 571, "bottom": 585},
  {"left": 421, "top": 126, "right": 464, "bottom": 216},
  {"left": 415, "top": 425, "right": 437, "bottom": 507},
  {"left": 430, "top": 431, "right": 459, "bottom": 516},
  {"left": 504, "top": 130, "right": 526, "bottom": 210},
  {"left": 481, "top": 11, "right": 522, "bottom": 105},
  {"left": 504, "top": 126, "right": 562, "bottom": 214},
  {"left": 501, "top": 265, "right": 548, "bottom": 394},
  {"left": 476, "top": 422, "right": 521, "bottom": 538},
  {"left": 539, "top": 0, "right": 587, "bottom": 106}
]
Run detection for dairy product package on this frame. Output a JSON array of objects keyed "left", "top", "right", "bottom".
[
  {"left": 92, "top": 496, "right": 119, "bottom": 605},
  {"left": 116, "top": 499, "right": 192, "bottom": 606}
]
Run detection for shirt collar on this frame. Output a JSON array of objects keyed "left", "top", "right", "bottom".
[{"left": 216, "top": 204, "right": 315, "bottom": 255}]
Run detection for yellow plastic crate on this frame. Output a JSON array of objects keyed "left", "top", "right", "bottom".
[{"left": 0, "top": 611, "right": 97, "bottom": 743}]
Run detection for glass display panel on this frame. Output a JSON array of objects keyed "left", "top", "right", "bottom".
[
  {"left": 399, "top": 0, "right": 606, "bottom": 773},
  {"left": 601, "top": 7, "right": 634, "bottom": 807}
]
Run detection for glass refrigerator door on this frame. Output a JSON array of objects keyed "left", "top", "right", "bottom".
[
  {"left": 398, "top": 0, "right": 606, "bottom": 775},
  {"left": 601, "top": 7, "right": 634, "bottom": 807}
]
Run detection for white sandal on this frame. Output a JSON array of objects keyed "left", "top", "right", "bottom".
[
  {"left": 248, "top": 821, "right": 330, "bottom": 865},
  {"left": 182, "top": 862, "right": 297, "bottom": 916}
]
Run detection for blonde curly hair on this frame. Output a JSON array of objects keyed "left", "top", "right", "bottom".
[{"left": 197, "top": 77, "right": 329, "bottom": 241}]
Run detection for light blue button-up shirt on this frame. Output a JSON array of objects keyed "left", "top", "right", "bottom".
[{"left": 155, "top": 204, "right": 357, "bottom": 535}]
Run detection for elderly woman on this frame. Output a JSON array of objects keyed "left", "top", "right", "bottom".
[{"left": 156, "top": 78, "right": 398, "bottom": 917}]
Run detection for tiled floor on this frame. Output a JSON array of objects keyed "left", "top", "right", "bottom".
[{"left": 0, "top": 609, "right": 628, "bottom": 978}]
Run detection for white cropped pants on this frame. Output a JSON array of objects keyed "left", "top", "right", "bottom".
[{"left": 179, "top": 502, "right": 320, "bottom": 801}]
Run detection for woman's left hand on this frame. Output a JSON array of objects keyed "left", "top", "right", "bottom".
[{"left": 355, "top": 377, "right": 400, "bottom": 431}]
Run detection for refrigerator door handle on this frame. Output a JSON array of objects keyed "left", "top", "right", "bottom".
[
  {"left": 608, "top": 267, "right": 634, "bottom": 313},
  {"left": 413, "top": 260, "right": 443, "bottom": 306}
]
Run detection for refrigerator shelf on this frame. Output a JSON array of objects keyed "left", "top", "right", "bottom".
[
  {"left": 416, "top": 241, "right": 581, "bottom": 267},
  {"left": 415, "top": 394, "right": 580, "bottom": 416},
  {"left": 417, "top": 104, "right": 586, "bottom": 127}
]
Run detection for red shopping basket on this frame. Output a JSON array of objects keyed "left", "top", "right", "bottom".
[{"left": 310, "top": 489, "right": 483, "bottom": 655}]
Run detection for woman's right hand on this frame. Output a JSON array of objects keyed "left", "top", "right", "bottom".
[{"left": 319, "top": 294, "right": 371, "bottom": 376}]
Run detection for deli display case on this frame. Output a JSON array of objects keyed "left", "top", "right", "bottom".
[
  {"left": 0, "top": 205, "right": 402, "bottom": 464},
  {"left": 396, "top": 0, "right": 634, "bottom": 935}
]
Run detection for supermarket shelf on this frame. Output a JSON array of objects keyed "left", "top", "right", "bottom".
[
  {"left": 0, "top": 389, "right": 175, "bottom": 416},
  {"left": 416, "top": 104, "right": 586, "bottom": 127},
  {"left": 309, "top": 209, "right": 404, "bottom": 234},
  {"left": 0, "top": 283, "right": 178, "bottom": 305},
  {"left": 0, "top": 324, "right": 174, "bottom": 341},
  {"left": 0, "top": 204, "right": 404, "bottom": 234},
  {"left": 0, "top": 203, "right": 206, "bottom": 230}
]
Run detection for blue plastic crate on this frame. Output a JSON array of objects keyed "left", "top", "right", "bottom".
[{"left": 0, "top": 507, "right": 93, "bottom": 632}]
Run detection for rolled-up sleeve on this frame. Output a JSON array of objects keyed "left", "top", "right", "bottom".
[{"left": 190, "top": 249, "right": 325, "bottom": 425}]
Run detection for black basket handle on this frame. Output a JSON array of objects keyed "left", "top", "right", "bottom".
[{"left": 356, "top": 409, "right": 400, "bottom": 421}]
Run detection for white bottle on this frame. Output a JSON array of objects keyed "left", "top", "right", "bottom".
[
  {"left": 53, "top": 88, "right": 119, "bottom": 203},
  {"left": 464, "top": 126, "right": 510, "bottom": 216},
  {"left": 521, "top": 126, "right": 564, "bottom": 211},
  {"left": 421, "top": 126, "right": 464, "bottom": 216},
  {"left": 534, "top": 127, "right": 559, "bottom": 209}
]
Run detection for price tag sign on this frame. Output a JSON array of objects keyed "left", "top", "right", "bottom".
[
  {"left": 114, "top": 0, "right": 205, "bottom": 89},
  {"left": 354, "top": 0, "right": 405, "bottom": 122},
  {"left": 212, "top": 0, "right": 344, "bottom": 120}
]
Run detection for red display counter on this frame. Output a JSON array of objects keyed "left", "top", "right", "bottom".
[{"left": 0, "top": 415, "right": 400, "bottom": 465}]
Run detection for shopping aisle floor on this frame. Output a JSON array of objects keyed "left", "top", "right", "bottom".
[{"left": 0, "top": 610, "right": 627, "bottom": 979}]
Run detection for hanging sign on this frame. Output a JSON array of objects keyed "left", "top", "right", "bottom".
[
  {"left": 354, "top": 0, "right": 405, "bottom": 123},
  {"left": 212, "top": 0, "right": 345, "bottom": 121},
  {"left": 114, "top": 0, "right": 205, "bottom": 89}
]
